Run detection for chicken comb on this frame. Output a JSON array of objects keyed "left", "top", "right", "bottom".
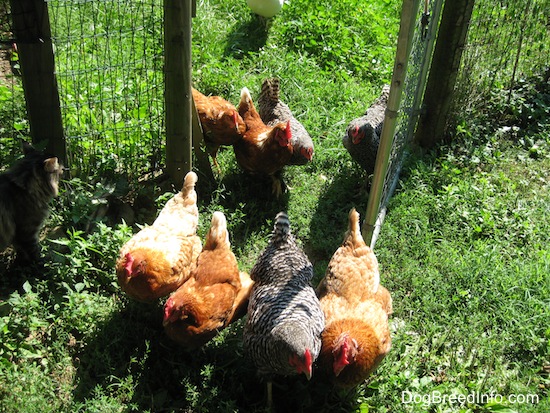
[
  {"left": 124, "top": 252, "right": 134, "bottom": 277},
  {"left": 284, "top": 119, "right": 292, "bottom": 141},
  {"left": 163, "top": 296, "right": 175, "bottom": 322}
]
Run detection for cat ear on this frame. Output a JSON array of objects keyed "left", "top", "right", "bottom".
[
  {"left": 22, "top": 141, "right": 35, "bottom": 155},
  {"left": 43, "top": 157, "right": 59, "bottom": 173}
]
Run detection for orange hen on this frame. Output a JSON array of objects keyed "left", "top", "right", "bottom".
[
  {"left": 316, "top": 208, "right": 392, "bottom": 388},
  {"left": 116, "top": 171, "right": 202, "bottom": 303},
  {"left": 163, "top": 211, "right": 253, "bottom": 350},
  {"left": 233, "top": 86, "right": 293, "bottom": 198},
  {"left": 192, "top": 87, "right": 246, "bottom": 171}
]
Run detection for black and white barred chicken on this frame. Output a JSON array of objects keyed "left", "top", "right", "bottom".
[
  {"left": 342, "top": 84, "right": 390, "bottom": 176},
  {"left": 243, "top": 212, "right": 324, "bottom": 408},
  {"left": 258, "top": 77, "right": 314, "bottom": 165}
]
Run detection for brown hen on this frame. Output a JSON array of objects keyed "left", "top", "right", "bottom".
[
  {"left": 115, "top": 171, "right": 202, "bottom": 303},
  {"left": 192, "top": 87, "right": 246, "bottom": 171},
  {"left": 163, "top": 211, "right": 253, "bottom": 350},
  {"left": 316, "top": 208, "right": 392, "bottom": 388},
  {"left": 233, "top": 87, "right": 293, "bottom": 198}
]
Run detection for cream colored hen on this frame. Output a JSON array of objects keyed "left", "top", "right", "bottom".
[
  {"left": 316, "top": 208, "right": 392, "bottom": 387},
  {"left": 116, "top": 171, "right": 202, "bottom": 303}
]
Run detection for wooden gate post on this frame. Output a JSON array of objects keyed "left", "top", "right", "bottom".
[
  {"left": 414, "top": 0, "right": 476, "bottom": 148},
  {"left": 10, "top": 0, "right": 67, "bottom": 164},
  {"left": 164, "top": 0, "right": 194, "bottom": 185}
]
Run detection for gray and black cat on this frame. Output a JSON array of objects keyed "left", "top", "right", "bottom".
[{"left": 0, "top": 141, "right": 64, "bottom": 264}]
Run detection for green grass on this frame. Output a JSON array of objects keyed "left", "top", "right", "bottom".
[{"left": 1, "top": 0, "right": 549, "bottom": 412}]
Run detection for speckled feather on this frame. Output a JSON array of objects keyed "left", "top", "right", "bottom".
[
  {"left": 258, "top": 77, "right": 314, "bottom": 165},
  {"left": 243, "top": 212, "right": 325, "bottom": 378},
  {"left": 342, "top": 85, "right": 389, "bottom": 175}
]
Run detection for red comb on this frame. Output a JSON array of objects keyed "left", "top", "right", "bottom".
[
  {"left": 124, "top": 253, "right": 134, "bottom": 276},
  {"left": 285, "top": 120, "right": 292, "bottom": 142}
]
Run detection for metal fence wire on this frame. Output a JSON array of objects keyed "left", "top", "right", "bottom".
[
  {"left": 453, "top": 0, "right": 549, "bottom": 124},
  {"left": 47, "top": 0, "right": 165, "bottom": 179},
  {"left": 1, "top": 0, "right": 548, "bottom": 180},
  {"left": 369, "top": 0, "right": 548, "bottom": 245},
  {"left": 381, "top": 0, "right": 443, "bottom": 211}
]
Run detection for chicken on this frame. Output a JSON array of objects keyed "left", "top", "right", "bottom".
[
  {"left": 246, "top": 0, "right": 284, "bottom": 18},
  {"left": 258, "top": 77, "right": 314, "bottom": 165},
  {"left": 116, "top": 171, "right": 202, "bottom": 303},
  {"left": 243, "top": 212, "right": 325, "bottom": 408},
  {"left": 342, "top": 85, "right": 390, "bottom": 176},
  {"left": 163, "top": 211, "right": 254, "bottom": 350},
  {"left": 316, "top": 208, "right": 392, "bottom": 388},
  {"left": 192, "top": 87, "right": 246, "bottom": 172},
  {"left": 234, "top": 87, "right": 293, "bottom": 198}
]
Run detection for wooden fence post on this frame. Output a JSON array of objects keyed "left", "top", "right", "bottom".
[
  {"left": 414, "top": 0, "right": 476, "bottom": 148},
  {"left": 164, "top": 0, "right": 193, "bottom": 185},
  {"left": 9, "top": 0, "right": 66, "bottom": 164}
]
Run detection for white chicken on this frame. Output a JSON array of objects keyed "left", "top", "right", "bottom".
[{"left": 246, "top": 0, "right": 284, "bottom": 18}]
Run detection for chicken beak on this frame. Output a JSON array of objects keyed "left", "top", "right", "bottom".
[
  {"left": 304, "top": 348, "right": 313, "bottom": 380},
  {"left": 334, "top": 363, "right": 346, "bottom": 377},
  {"left": 233, "top": 112, "right": 239, "bottom": 132}
]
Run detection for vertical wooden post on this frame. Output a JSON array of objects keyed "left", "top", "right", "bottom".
[
  {"left": 164, "top": 0, "right": 193, "bottom": 185},
  {"left": 10, "top": 0, "right": 66, "bottom": 165},
  {"left": 414, "top": 0, "right": 476, "bottom": 148}
]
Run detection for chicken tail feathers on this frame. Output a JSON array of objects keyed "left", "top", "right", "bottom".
[
  {"left": 260, "top": 77, "right": 280, "bottom": 103},
  {"left": 180, "top": 171, "right": 198, "bottom": 206},
  {"left": 204, "top": 211, "right": 230, "bottom": 251},
  {"left": 271, "top": 211, "right": 291, "bottom": 243},
  {"left": 345, "top": 208, "right": 366, "bottom": 249},
  {"left": 240, "top": 87, "right": 252, "bottom": 107}
]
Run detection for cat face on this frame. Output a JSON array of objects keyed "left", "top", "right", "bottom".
[
  {"left": 18, "top": 142, "right": 65, "bottom": 197},
  {"left": 43, "top": 156, "right": 64, "bottom": 196}
]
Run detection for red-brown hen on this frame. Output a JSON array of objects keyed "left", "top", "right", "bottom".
[{"left": 233, "top": 87, "right": 293, "bottom": 198}]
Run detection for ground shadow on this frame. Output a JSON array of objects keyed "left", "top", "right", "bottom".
[
  {"left": 223, "top": 13, "right": 270, "bottom": 59},
  {"left": 306, "top": 163, "right": 371, "bottom": 284},
  {"left": 197, "top": 164, "right": 291, "bottom": 253},
  {"left": 70, "top": 293, "right": 361, "bottom": 412}
]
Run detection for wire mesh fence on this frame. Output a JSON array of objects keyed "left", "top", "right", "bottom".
[
  {"left": 0, "top": 0, "right": 26, "bottom": 164},
  {"left": 367, "top": 0, "right": 444, "bottom": 246},
  {"left": 1, "top": 0, "right": 548, "bottom": 181},
  {"left": 454, "top": 0, "right": 549, "bottom": 124},
  {"left": 369, "top": 0, "right": 548, "bottom": 244},
  {"left": 47, "top": 0, "right": 164, "bottom": 179}
]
